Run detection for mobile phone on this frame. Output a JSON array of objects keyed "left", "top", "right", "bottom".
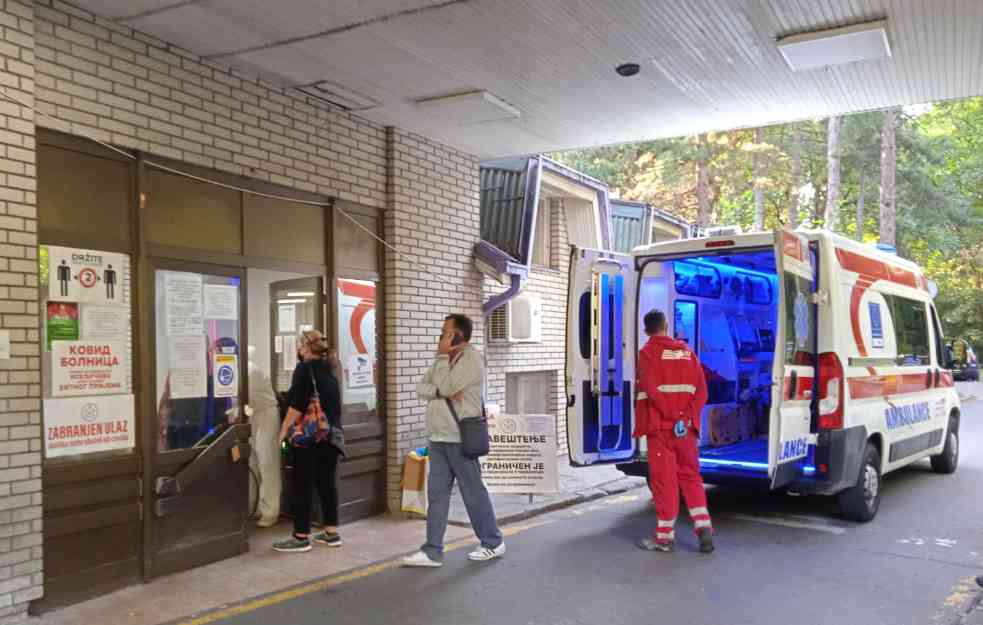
[{"left": 450, "top": 331, "right": 464, "bottom": 346}]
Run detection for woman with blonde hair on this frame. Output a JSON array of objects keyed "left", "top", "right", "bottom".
[{"left": 274, "top": 330, "right": 345, "bottom": 553}]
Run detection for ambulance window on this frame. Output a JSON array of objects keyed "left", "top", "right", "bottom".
[
  {"left": 673, "top": 301, "right": 697, "bottom": 349},
  {"left": 783, "top": 274, "right": 815, "bottom": 366},
  {"left": 890, "top": 297, "right": 930, "bottom": 366},
  {"left": 674, "top": 261, "right": 720, "bottom": 298}
]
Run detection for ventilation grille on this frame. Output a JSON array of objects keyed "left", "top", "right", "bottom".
[{"left": 489, "top": 305, "right": 508, "bottom": 342}]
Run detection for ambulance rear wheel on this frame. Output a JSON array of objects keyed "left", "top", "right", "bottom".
[
  {"left": 930, "top": 422, "right": 959, "bottom": 474},
  {"left": 838, "top": 444, "right": 881, "bottom": 523}
]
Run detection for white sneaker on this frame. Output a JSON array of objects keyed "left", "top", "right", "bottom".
[
  {"left": 402, "top": 551, "right": 442, "bottom": 568},
  {"left": 467, "top": 542, "right": 506, "bottom": 562}
]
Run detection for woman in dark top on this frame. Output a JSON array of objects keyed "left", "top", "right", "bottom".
[{"left": 274, "top": 330, "right": 345, "bottom": 553}]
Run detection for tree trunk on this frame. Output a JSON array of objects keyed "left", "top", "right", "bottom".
[
  {"left": 788, "top": 125, "right": 802, "bottom": 229},
  {"left": 879, "top": 110, "right": 898, "bottom": 246},
  {"left": 825, "top": 116, "right": 841, "bottom": 230},
  {"left": 696, "top": 133, "right": 712, "bottom": 229},
  {"left": 855, "top": 170, "right": 866, "bottom": 242},
  {"left": 752, "top": 128, "right": 765, "bottom": 231}
]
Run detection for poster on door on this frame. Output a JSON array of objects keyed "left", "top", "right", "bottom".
[
  {"left": 43, "top": 394, "right": 135, "bottom": 458},
  {"left": 45, "top": 246, "right": 126, "bottom": 305},
  {"left": 479, "top": 414, "right": 559, "bottom": 494},
  {"left": 164, "top": 272, "right": 204, "bottom": 336},
  {"left": 337, "top": 279, "right": 376, "bottom": 397},
  {"left": 213, "top": 353, "right": 238, "bottom": 398},
  {"left": 50, "top": 340, "right": 128, "bottom": 397},
  {"left": 46, "top": 302, "right": 80, "bottom": 350}
]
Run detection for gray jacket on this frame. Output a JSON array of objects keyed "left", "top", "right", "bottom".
[{"left": 416, "top": 344, "right": 484, "bottom": 443}]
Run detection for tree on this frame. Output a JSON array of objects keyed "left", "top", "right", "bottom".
[
  {"left": 825, "top": 116, "right": 842, "bottom": 230},
  {"left": 696, "top": 133, "right": 712, "bottom": 228},
  {"left": 879, "top": 109, "right": 899, "bottom": 246},
  {"left": 788, "top": 124, "right": 803, "bottom": 228}
]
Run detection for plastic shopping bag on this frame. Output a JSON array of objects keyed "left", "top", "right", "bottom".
[{"left": 400, "top": 448, "right": 429, "bottom": 516}]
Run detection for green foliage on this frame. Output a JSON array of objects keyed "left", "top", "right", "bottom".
[{"left": 550, "top": 98, "right": 983, "bottom": 342}]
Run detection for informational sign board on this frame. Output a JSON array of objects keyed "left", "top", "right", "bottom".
[
  {"left": 213, "top": 353, "right": 238, "bottom": 398},
  {"left": 81, "top": 304, "right": 129, "bottom": 342},
  {"left": 164, "top": 272, "right": 204, "bottom": 336},
  {"left": 46, "top": 302, "right": 80, "bottom": 350},
  {"left": 869, "top": 302, "right": 885, "bottom": 349},
  {"left": 46, "top": 246, "right": 126, "bottom": 305},
  {"left": 43, "top": 394, "right": 135, "bottom": 458},
  {"left": 204, "top": 284, "right": 238, "bottom": 320},
  {"left": 281, "top": 335, "right": 296, "bottom": 369},
  {"left": 480, "top": 413, "right": 559, "bottom": 494},
  {"left": 169, "top": 335, "right": 207, "bottom": 399},
  {"left": 337, "top": 279, "right": 377, "bottom": 400},
  {"left": 50, "top": 340, "right": 127, "bottom": 397},
  {"left": 278, "top": 304, "right": 296, "bottom": 334}
]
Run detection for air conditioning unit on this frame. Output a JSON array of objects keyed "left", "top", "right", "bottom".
[{"left": 489, "top": 295, "right": 542, "bottom": 343}]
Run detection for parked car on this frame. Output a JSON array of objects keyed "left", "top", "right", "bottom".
[{"left": 948, "top": 338, "right": 980, "bottom": 381}]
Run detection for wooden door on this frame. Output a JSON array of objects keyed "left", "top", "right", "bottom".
[{"left": 144, "top": 260, "right": 251, "bottom": 578}]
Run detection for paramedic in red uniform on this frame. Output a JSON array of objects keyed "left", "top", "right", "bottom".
[{"left": 634, "top": 309, "right": 715, "bottom": 553}]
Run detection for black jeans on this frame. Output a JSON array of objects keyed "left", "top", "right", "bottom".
[{"left": 292, "top": 443, "right": 341, "bottom": 535}]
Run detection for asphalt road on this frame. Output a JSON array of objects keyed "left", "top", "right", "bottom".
[{"left": 209, "top": 401, "right": 983, "bottom": 625}]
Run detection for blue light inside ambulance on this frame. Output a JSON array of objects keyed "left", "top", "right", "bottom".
[
  {"left": 803, "top": 465, "right": 817, "bottom": 476},
  {"left": 699, "top": 458, "right": 767, "bottom": 471}
]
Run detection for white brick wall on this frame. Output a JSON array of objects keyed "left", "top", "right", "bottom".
[
  {"left": 383, "top": 128, "right": 483, "bottom": 510},
  {"left": 484, "top": 198, "right": 571, "bottom": 455},
  {"left": 0, "top": 0, "right": 43, "bottom": 619}
]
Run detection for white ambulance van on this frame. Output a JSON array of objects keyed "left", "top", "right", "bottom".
[{"left": 566, "top": 228, "right": 960, "bottom": 521}]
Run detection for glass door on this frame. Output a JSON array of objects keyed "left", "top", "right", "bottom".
[
  {"left": 147, "top": 260, "right": 250, "bottom": 578},
  {"left": 269, "top": 277, "right": 325, "bottom": 395}
]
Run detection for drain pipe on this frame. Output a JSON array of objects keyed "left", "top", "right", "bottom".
[{"left": 481, "top": 156, "right": 542, "bottom": 317}]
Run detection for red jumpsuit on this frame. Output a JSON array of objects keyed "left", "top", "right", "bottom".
[{"left": 633, "top": 335, "right": 711, "bottom": 544}]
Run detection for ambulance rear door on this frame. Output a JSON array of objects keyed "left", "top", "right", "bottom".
[
  {"left": 566, "top": 246, "right": 638, "bottom": 465},
  {"left": 770, "top": 231, "right": 818, "bottom": 489}
]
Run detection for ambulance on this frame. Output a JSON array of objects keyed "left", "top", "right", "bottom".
[{"left": 566, "top": 228, "right": 960, "bottom": 521}]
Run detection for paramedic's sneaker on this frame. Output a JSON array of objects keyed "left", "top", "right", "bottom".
[
  {"left": 697, "top": 529, "right": 715, "bottom": 554},
  {"left": 273, "top": 536, "right": 311, "bottom": 553},
  {"left": 468, "top": 543, "right": 506, "bottom": 561},
  {"left": 313, "top": 531, "right": 343, "bottom": 547},
  {"left": 637, "top": 537, "right": 674, "bottom": 552},
  {"left": 402, "top": 551, "right": 442, "bottom": 568}
]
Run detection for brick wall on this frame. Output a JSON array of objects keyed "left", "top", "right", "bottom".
[
  {"left": 484, "top": 198, "right": 570, "bottom": 455},
  {"left": 384, "top": 128, "right": 482, "bottom": 511},
  {"left": 0, "top": 0, "right": 44, "bottom": 618}
]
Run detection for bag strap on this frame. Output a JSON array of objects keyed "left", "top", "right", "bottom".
[
  {"left": 308, "top": 365, "right": 320, "bottom": 400},
  {"left": 444, "top": 398, "right": 460, "bottom": 423}
]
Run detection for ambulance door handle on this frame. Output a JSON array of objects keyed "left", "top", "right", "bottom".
[
  {"left": 567, "top": 395, "right": 576, "bottom": 408},
  {"left": 789, "top": 370, "right": 798, "bottom": 400},
  {"left": 933, "top": 368, "right": 940, "bottom": 388},
  {"left": 925, "top": 369, "right": 933, "bottom": 389}
]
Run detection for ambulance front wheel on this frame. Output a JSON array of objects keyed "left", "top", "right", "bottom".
[
  {"left": 838, "top": 444, "right": 881, "bottom": 523},
  {"left": 930, "top": 420, "right": 959, "bottom": 474}
]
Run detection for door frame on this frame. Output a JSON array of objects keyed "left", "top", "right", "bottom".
[{"left": 139, "top": 256, "right": 249, "bottom": 579}]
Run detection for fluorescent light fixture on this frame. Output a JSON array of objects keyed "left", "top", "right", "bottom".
[
  {"left": 286, "top": 291, "right": 315, "bottom": 297},
  {"left": 277, "top": 298, "right": 307, "bottom": 304},
  {"left": 777, "top": 19, "right": 891, "bottom": 72},
  {"left": 415, "top": 90, "right": 520, "bottom": 126}
]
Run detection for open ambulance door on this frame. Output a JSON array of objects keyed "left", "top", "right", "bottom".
[
  {"left": 566, "top": 246, "right": 638, "bottom": 466},
  {"left": 770, "top": 231, "right": 818, "bottom": 489}
]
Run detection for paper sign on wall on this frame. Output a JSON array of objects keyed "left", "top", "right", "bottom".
[
  {"left": 213, "top": 354, "right": 238, "bottom": 398},
  {"left": 204, "top": 284, "right": 238, "bottom": 320},
  {"left": 274, "top": 336, "right": 283, "bottom": 354},
  {"left": 46, "top": 302, "right": 80, "bottom": 350},
  {"left": 278, "top": 305, "right": 296, "bottom": 334},
  {"left": 81, "top": 305, "right": 129, "bottom": 341},
  {"left": 479, "top": 414, "right": 559, "bottom": 494},
  {"left": 282, "top": 335, "right": 296, "bottom": 370},
  {"left": 164, "top": 272, "right": 204, "bottom": 336},
  {"left": 169, "top": 335, "right": 207, "bottom": 399},
  {"left": 44, "top": 394, "right": 135, "bottom": 458},
  {"left": 46, "top": 246, "right": 126, "bottom": 305},
  {"left": 51, "top": 341, "right": 128, "bottom": 397},
  {"left": 348, "top": 354, "right": 373, "bottom": 389}
]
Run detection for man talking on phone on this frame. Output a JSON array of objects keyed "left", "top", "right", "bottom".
[{"left": 403, "top": 313, "right": 505, "bottom": 567}]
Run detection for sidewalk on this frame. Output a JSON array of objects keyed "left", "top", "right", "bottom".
[
  {"left": 957, "top": 381, "right": 983, "bottom": 403},
  {"left": 449, "top": 456, "right": 646, "bottom": 526},
  {"left": 36, "top": 517, "right": 475, "bottom": 625}
]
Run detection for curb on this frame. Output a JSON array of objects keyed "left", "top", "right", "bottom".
[{"left": 448, "top": 477, "right": 647, "bottom": 528}]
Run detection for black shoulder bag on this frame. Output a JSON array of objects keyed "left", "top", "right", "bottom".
[{"left": 445, "top": 398, "right": 490, "bottom": 459}]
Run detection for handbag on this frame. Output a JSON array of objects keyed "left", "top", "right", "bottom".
[
  {"left": 445, "top": 397, "right": 489, "bottom": 459},
  {"left": 289, "top": 369, "right": 332, "bottom": 448}
]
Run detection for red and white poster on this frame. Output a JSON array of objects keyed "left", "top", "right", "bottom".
[
  {"left": 50, "top": 340, "right": 128, "bottom": 397},
  {"left": 337, "top": 279, "right": 376, "bottom": 397},
  {"left": 43, "top": 394, "right": 135, "bottom": 458}
]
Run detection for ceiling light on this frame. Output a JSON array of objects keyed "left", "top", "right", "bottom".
[
  {"left": 416, "top": 90, "right": 520, "bottom": 126},
  {"left": 277, "top": 298, "right": 308, "bottom": 304},
  {"left": 776, "top": 19, "right": 891, "bottom": 72},
  {"left": 616, "top": 63, "right": 641, "bottom": 77},
  {"left": 286, "top": 292, "right": 315, "bottom": 297}
]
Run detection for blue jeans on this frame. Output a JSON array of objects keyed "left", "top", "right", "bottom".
[{"left": 422, "top": 442, "right": 503, "bottom": 561}]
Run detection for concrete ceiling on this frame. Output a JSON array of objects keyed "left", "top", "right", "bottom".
[{"left": 71, "top": 0, "right": 983, "bottom": 158}]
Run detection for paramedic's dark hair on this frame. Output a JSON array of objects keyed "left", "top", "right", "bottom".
[
  {"left": 644, "top": 309, "right": 667, "bottom": 335},
  {"left": 445, "top": 314, "right": 473, "bottom": 342}
]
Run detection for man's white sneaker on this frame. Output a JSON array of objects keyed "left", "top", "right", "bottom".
[
  {"left": 467, "top": 542, "right": 506, "bottom": 562},
  {"left": 402, "top": 551, "right": 442, "bottom": 568}
]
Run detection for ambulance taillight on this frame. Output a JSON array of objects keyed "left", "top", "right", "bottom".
[{"left": 817, "top": 352, "right": 844, "bottom": 429}]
